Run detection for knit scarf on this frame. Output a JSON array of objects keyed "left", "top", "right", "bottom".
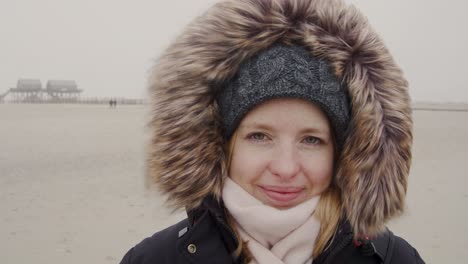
[{"left": 222, "top": 178, "right": 321, "bottom": 264}]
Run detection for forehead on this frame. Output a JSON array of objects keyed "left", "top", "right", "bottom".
[{"left": 239, "top": 98, "right": 331, "bottom": 132}]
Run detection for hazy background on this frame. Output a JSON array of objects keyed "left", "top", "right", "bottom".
[
  {"left": 1, "top": 0, "right": 467, "bottom": 101},
  {"left": 1, "top": 1, "right": 467, "bottom": 264}
]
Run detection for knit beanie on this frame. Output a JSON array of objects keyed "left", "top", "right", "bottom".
[{"left": 216, "top": 43, "right": 351, "bottom": 148}]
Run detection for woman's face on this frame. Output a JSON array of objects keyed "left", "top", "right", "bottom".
[{"left": 228, "top": 98, "right": 334, "bottom": 209}]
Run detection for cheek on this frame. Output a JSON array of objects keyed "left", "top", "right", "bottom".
[
  {"left": 304, "top": 154, "right": 334, "bottom": 188},
  {"left": 229, "top": 146, "right": 267, "bottom": 185}
]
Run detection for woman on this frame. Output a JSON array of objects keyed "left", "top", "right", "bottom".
[{"left": 121, "top": 0, "right": 424, "bottom": 263}]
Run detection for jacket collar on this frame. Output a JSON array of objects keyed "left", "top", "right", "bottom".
[
  {"left": 183, "top": 196, "right": 241, "bottom": 263},
  {"left": 312, "top": 218, "right": 354, "bottom": 264}
]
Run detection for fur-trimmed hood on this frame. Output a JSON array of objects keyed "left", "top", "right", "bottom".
[{"left": 147, "top": 0, "right": 412, "bottom": 237}]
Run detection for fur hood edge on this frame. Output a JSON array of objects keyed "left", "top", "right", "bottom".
[{"left": 147, "top": 0, "right": 412, "bottom": 237}]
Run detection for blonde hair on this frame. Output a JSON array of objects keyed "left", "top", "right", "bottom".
[{"left": 224, "top": 131, "right": 343, "bottom": 262}]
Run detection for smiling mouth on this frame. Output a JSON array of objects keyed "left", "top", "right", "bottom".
[{"left": 258, "top": 185, "right": 304, "bottom": 204}]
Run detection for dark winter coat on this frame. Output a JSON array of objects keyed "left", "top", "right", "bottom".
[
  {"left": 120, "top": 197, "right": 425, "bottom": 264},
  {"left": 122, "top": 0, "right": 423, "bottom": 263}
]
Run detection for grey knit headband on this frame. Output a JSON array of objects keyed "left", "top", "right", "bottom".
[{"left": 216, "top": 43, "right": 350, "bottom": 148}]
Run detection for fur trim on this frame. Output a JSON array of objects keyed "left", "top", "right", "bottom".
[{"left": 147, "top": 0, "right": 412, "bottom": 237}]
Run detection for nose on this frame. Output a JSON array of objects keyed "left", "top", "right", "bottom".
[{"left": 268, "top": 144, "right": 300, "bottom": 181}]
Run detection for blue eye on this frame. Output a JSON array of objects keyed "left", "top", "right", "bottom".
[{"left": 303, "top": 136, "right": 320, "bottom": 145}]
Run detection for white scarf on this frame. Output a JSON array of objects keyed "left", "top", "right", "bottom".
[{"left": 222, "top": 178, "right": 321, "bottom": 264}]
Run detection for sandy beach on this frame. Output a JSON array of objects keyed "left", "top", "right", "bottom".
[{"left": 0, "top": 104, "right": 467, "bottom": 263}]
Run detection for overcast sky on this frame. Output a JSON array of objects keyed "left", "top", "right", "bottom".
[{"left": 1, "top": 0, "right": 467, "bottom": 102}]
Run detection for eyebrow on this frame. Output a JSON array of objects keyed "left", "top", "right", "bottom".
[
  {"left": 240, "top": 122, "right": 329, "bottom": 135},
  {"left": 300, "top": 127, "right": 329, "bottom": 136},
  {"left": 239, "top": 123, "right": 274, "bottom": 131}
]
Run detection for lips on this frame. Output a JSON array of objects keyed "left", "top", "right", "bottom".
[{"left": 258, "top": 185, "right": 304, "bottom": 205}]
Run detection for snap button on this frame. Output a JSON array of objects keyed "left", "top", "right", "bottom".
[{"left": 187, "top": 244, "right": 197, "bottom": 254}]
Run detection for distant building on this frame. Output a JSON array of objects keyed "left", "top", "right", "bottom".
[
  {"left": 46, "top": 80, "right": 80, "bottom": 93},
  {"left": 10, "top": 79, "right": 42, "bottom": 92},
  {"left": 46, "top": 80, "right": 82, "bottom": 100},
  {"left": 7, "top": 79, "right": 43, "bottom": 102},
  {"left": 3, "top": 78, "right": 83, "bottom": 103}
]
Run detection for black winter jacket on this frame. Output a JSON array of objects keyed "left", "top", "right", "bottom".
[{"left": 120, "top": 198, "right": 425, "bottom": 264}]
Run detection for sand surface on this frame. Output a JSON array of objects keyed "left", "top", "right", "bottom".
[{"left": 1, "top": 104, "right": 467, "bottom": 263}]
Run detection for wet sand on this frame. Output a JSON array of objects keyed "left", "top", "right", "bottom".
[{"left": 0, "top": 104, "right": 466, "bottom": 263}]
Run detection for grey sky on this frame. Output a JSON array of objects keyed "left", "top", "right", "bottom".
[{"left": 1, "top": 0, "right": 466, "bottom": 102}]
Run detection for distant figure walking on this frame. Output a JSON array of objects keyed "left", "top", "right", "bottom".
[{"left": 109, "top": 99, "right": 117, "bottom": 108}]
